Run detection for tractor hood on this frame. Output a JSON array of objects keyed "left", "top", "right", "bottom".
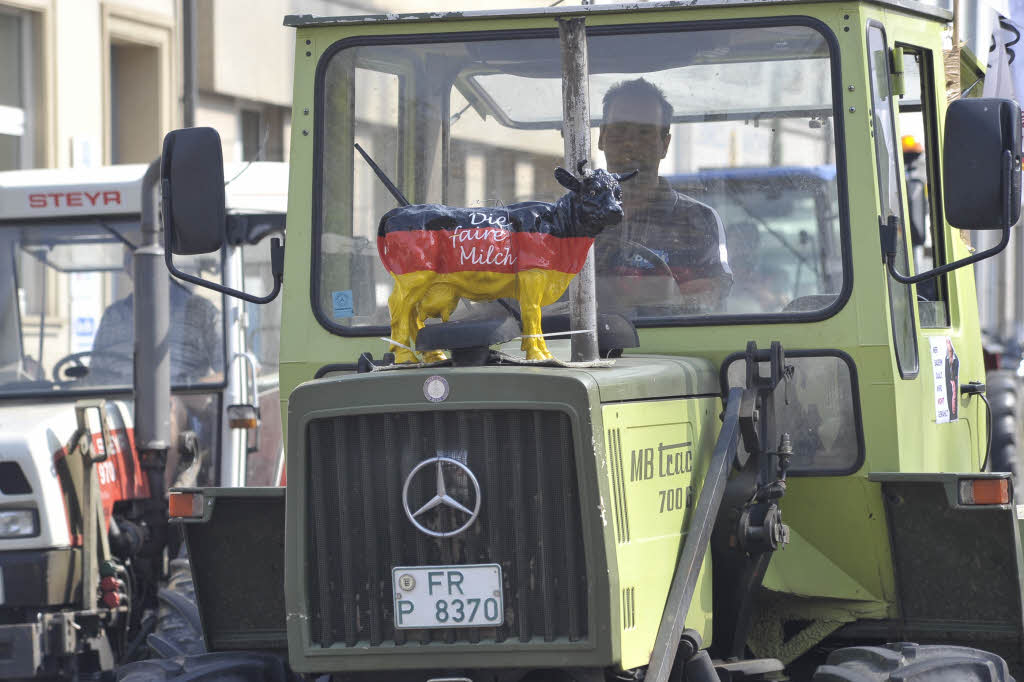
[
  {"left": 0, "top": 400, "right": 82, "bottom": 551},
  {"left": 0, "top": 399, "right": 138, "bottom": 552}
]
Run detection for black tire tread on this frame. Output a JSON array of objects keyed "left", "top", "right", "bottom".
[
  {"left": 987, "top": 370, "right": 1021, "bottom": 481},
  {"left": 150, "top": 557, "right": 205, "bottom": 658},
  {"left": 812, "top": 643, "right": 1014, "bottom": 681},
  {"left": 117, "top": 651, "right": 290, "bottom": 681}
]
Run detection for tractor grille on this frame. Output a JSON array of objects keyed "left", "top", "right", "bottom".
[{"left": 305, "top": 409, "right": 588, "bottom": 648}]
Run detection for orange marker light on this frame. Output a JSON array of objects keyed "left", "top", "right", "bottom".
[
  {"left": 959, "top": 478, "right": 1010, "bottom": 505},
  {"left": 168, "top": 492, "right": 204, "bottom": 518},
  {"left": 227, "top": 404, "right": 260, "bottom": 430}
]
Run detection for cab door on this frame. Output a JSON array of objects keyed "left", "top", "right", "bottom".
[{"left": 867, "top": 21, "right": 980, "bottom": 471}]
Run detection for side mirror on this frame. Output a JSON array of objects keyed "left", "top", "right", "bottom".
[
  {"left": 944, "top": 98, "right": 1022, "bottom": 230},
  {"left": 882, "top": 97, "right": 1022, "bottom": 285},
  {"left": 161, "top": 127, "right": 227, "bottom": 254},
  {"left": 159, "top": 127, "right": 284, "bottom": 304}
]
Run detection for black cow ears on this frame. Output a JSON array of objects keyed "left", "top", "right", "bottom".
[
  {"left": 555, "top": 167, "right": 581, "bottom": 192},
  {"left": 613, "top": 170, "right": 639, "bottom": 184}
]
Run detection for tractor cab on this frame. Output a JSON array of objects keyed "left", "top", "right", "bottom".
[
  {"left": 0, "top": 163, "right": 287, "bottom": 488},
  {"left": 0, "top": 162, "right": 287, "bottom": 679},
  {"left": 151, "top": 1, "right": 1024, "bottom": 680}
]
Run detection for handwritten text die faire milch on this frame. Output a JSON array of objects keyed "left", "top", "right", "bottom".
[{"left": 449, "top": 212, "right": 518, "bottom": 267}]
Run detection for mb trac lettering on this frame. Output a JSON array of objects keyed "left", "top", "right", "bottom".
[{"left": 630, "top": 442, "right": 694, "bottom": 482}]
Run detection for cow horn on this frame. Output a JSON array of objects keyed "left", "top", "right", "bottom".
[
  {"left": 576, "top": 159, "right": 588, "bottom": 176},
  {"left": 614, "top": 169, "right": 639, "bottom": 183}
]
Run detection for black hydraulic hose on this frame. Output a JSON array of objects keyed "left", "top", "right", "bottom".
[
  {"left": 313, "top": 363, "right": 357, "bottom": 379},
  {"left": 962, "top": 381, "right": 993, "bottom": 471}
]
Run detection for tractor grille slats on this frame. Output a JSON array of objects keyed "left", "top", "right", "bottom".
[{"left": 305, "top": 409, "right": 588, "bottom": 648}]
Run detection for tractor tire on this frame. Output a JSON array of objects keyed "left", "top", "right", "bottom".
[
  {"left": 987, "top": 370, "right": 1022, "bottom": 482},
  {"left": 116, "top": 651, "right": 291, "bottom": 681},
  {"left": 812, "top": 643, "right": 1014, "bottom": 681},
  {"left": 147, "top": 557, "right": 205, "bottom": 658},
  {"left": 117, "top": 558, "right": 295, "bottom": 681}
]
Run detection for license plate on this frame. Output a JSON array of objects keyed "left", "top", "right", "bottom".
[{"left": 392, "top": 564, "right": 503, "bottom": 629}]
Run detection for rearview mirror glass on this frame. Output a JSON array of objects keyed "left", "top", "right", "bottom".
[
  {"left": 943, "top": 98, "right": 1022, "bottom": 230},
  {"left": 160, "top": 127, "right": 226, "bottom": 254}
]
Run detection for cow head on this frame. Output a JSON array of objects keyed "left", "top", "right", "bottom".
[{"left": 554, "top": 161, "right": 638, "bottom": 237}]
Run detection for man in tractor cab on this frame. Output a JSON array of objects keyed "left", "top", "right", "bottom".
[
  {"left": 89, "top": 247, "right": 223, "bottom": 488},
  {"left": 88, "top": 246, "right": 223, "bottom": 387},
  {"left": 595, "top": 78, "right": 733, "bottom": 310}
]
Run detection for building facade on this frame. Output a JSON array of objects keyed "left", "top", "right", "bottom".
[{"left": 0, "top": 0, "right": 550, "bottom": 172}]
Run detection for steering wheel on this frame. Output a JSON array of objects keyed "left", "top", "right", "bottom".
[
  {"left": 52, "top": 351, "right": 133, "bottom": 382},
  {"left": 595, "top": 237, "right": 676, "bottom": 279}
]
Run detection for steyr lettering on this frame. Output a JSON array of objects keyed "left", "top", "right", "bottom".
[{"left": 28, "top": 190, "right": 122, "bottom": 209}]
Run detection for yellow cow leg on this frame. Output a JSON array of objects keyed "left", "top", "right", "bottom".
[
  {"left": 416, "top": 282, "right": 460, "bottom": 363},
  {"left": 387, "top": 278, "right": 414, "bottom": 363},
  {"left": 518, "top": 269, "right": 579, "bottom": 362},
  {"left": 517, "top": 270, "right": 554, "bottom": 361},
  {"left": 388, "top": 271, "right": 436, "bottom": 364}
]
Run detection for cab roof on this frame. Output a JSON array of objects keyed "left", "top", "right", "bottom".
[
  {"left": 285, "top": 0, "right": 951, "bottom": 28},
  {"left": 0, "top": 162, "right": 288, "bottom": 222}
]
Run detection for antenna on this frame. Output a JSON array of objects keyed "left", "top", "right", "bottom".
[{"left": 354, "top": 143, "right": 409, "bottom": 207}]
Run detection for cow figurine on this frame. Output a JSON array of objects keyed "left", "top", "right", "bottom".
[{"left": 377, "top": 162, "right": 637, "bottom": 363}]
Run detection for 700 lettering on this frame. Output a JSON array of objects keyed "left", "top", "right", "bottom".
[
  {"left": 396, "top": 597, "right": 500, "bottom": 626},
  {"left": 658, "top": 485, "right": 694, "bottom": 513}
]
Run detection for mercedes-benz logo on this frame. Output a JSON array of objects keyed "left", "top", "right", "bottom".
[{"left": 402, "top": 455, "right": 481, "bottom": 538}]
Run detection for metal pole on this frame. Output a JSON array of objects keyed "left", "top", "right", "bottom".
[
  {"left": 36, "top": 260, "right": 46, "bottom": 367},
  {"left": 559, "top": 18, "right": 599, "bottom": 362},
  {"left": 182, "top": 0, "right": 197, "bottom": 128},
  {"left": 134, "top": 159, "right": 170, "bottom": 455}
]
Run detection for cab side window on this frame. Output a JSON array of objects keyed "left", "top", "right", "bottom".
[
  {"left": 867, "top": 23, "right": 918, "bottom": 378},
  {"left": 897, "top": 46, "right": 950, "bottom": 328}
]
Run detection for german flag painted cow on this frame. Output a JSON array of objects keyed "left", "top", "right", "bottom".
[{"left": 378, "top": 163, "right": 637, "bottom": 363}]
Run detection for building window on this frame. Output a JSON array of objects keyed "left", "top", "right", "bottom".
[
  {"left": 240, "top": 105, "right": 285, "bottom": 162},
  {"left": 0, "top": 9, "right": 36, "bottom": 170}
]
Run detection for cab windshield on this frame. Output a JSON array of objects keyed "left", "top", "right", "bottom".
[
  {"left": 0, "top": 220, "right": 224, "bottom": 395},
  {"left": 315, "top": 21, "right": 846, "bottom": 332}
]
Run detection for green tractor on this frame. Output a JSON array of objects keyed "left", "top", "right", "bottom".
[{"left": 121, "top": 0, "right": 1024, "bottom": 680}]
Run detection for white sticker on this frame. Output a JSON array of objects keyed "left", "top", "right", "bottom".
[
  {"left": 1017, "top": 504, "right": 1024, "bottom": 520},
  {"left": 928, "top": 336, "right": 959, "bottom": 424}
]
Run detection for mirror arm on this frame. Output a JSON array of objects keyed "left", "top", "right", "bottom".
[
  {"left": 162, "top": 177, "right": 284, "bottom": 305},
  {"left": 164, "top": 231, "right": 284, "bottom": 307},
  {"left": 884, "top": 223, "right": 1011, "bottom": 284},
  {"left": 883, "top": 150, "right": 1014, "bottom": 285},
  {"left": 164, "top": 239, "right": 283, "bottom": 305}
]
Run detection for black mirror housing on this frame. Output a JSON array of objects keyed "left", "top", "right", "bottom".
[
  {"left": 161, "top": 127, "right": 227, "bottom": 254},
  {"left": 943, "top": 98, "right": 1022, "bottom": 230},
  {"left": 160, "top": 127, "right": 285, "bottom": 305}
]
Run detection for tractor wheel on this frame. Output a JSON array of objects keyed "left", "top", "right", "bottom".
[
  {"left": 812, "top": 643, "right": 1014, "bottom": 681},
  {"left": 116, "top": 652, "right": 291, "bottom": 681},
  {"left": 987, "top": 370, "right": 1022, "bottom": 482},
  {"left": 146, "top": 556, "right": 206, "bottom": 658},
  {"left": 116, "top": 558, "right": 295, "bottom": 681}
]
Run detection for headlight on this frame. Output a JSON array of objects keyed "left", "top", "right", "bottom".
[{"left": 0, "top": 509, "right": 37, "bottom": 538}]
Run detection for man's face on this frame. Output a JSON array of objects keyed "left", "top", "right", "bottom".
[{"left": 598, "top": 94, "right": 671, "bottom": 181}]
